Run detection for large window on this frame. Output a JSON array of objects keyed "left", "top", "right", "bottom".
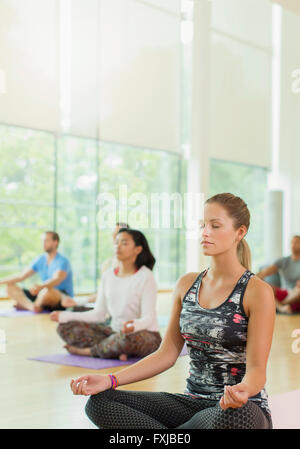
[
  {"left": 0, "top": 125, "right": 56, "bottom": 292},
  {"left": 0, "top": 124, "right": 186, "bottom": 296},
  {"left": 209, "top": 159, "right": 268, "bottom": 272},
  {"left": 98, "top": 142, "right": 187, "bottom": 288}
]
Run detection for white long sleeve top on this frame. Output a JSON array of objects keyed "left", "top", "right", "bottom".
[{"left": 58, "top": 265, "right": 160, "bottom": 333}]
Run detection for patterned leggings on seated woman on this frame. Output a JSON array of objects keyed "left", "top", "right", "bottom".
[
  {"left": 57, "top": 321, "right": 162, "bottom": 358},
  {"left": 85, "top": 389, "right": 273, "bottom": 429}
]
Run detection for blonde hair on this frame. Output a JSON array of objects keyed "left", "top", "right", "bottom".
[{"left": 205, "top": 193, "right": 251, "bottom": 270}]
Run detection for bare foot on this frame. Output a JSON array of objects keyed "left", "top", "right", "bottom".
[
  {"left": 64, "top": 345, "right": 91, "bottom": 356},
  {"left": 33, "top": 304, "right": 44, "bottom": 313},
  {"left": 14, "top": 303, "right": 28, "bottom": 311},
  {"left": 119, "top": 354, "right": 128, "bottom": 361},
  {"left": 276, "top": 302, "right": 292, "bottom": 314}
]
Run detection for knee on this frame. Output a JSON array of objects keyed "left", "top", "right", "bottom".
[
  {"left": 37, "top": 288, "right": 51, "bottom": 301},
  {"left": 56, "top": 322, "right": 69, "bottom": 337},
  {"left": 215, "top": 401, "right": 261, "bottom": 429},
  {"left": 85, "top": 390, "right": 115, "bottom": 428}
]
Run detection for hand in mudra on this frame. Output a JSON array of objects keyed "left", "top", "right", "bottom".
[
  {"left": 71, "top": 374, "right": 111, "bottom": 396},
  {"left": 122, "top": 320, "right": 134, "bottom": 334},
  {"left": 219, "top": 383, "right": 249, "bottom": 410}
]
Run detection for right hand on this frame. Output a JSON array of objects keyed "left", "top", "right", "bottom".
[{"left": 70, "top": 374, "right": 112, "bottom": 396}]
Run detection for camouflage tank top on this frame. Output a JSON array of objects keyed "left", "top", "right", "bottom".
[{"left": 179, "top": 268, "right": 271, "bottom": 418}]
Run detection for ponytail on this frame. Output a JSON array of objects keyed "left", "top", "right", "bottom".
[{"left": 237, "top": 239, "right": 251, "bottom": 270}]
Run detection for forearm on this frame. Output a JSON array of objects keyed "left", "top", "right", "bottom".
[
  {"left": 241, "top": 368, "right": 266, "bottom": 398},
  {"left": 113, "top": 348, "right": 174, "bottom": 387},
  {"left": 40, "top": 278, "right": 62, "bottom": 290},
  {"left": 132, "top": 316, "right": 152, "bottom": 332},
  {"left": 0, "top": 274, "right": 25, "bottom": 285}
]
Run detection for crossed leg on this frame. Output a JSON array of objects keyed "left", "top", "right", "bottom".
[
  {"left": 6, "top": 282, "right": 63, "bottom": 312},
  {"left": 6, "top": 283, "right": 34, "bottom": 311}
]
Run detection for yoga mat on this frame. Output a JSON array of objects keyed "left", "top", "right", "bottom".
[
  {"left": 269, "top": 389, "right": 300, "bottom": 429},
  {"left": 29, "top": 345, "right": 188, "bottom": 370},
  {"left": 0, "top": 309, "right": 50, "bottom": 317}
]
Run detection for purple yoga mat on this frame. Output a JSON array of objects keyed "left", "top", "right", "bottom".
[
  {"left": 29, "top": 345, "right": 188, "bottom": 370},
  {"left": 0, "top": 309, "right": 50, "bottom": 317}
]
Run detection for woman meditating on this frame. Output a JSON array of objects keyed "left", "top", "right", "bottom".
[
  {"left": 50, "top": 229, "right": 161, "bottom": 361},
  {"left": 69, "top": 193, "right": 275, "bottom": 429}
]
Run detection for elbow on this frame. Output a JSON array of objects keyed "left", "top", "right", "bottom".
[{"left": 156, "top": 347, "right": 180, "bottom": 369}]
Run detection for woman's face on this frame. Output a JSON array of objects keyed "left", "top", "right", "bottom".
[
  {"left": 114, "top": 232, "right": 142, "bottom": 262},
  {"left": 200, "top": 202, "right": 246, "bottom": 257}
]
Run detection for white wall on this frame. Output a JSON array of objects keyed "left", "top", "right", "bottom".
[{"left": 276, "top": 8, "right": 300, "bottom": 254}]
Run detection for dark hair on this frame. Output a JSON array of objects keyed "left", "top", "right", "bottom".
[
  {"left": 205, "top": 193, "right": 251, "bottom": 270},
  {"left": 117, "top": 229, "right": 156, "bottom": 271},
  {"left": 45, "top": 231, "right": 60, "bottom": 244}
]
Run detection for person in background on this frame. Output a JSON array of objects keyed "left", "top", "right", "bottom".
[
  {"left": 50, "top": 228, "right": 161, "bottom": 362},
  {"left": 62, "top": 222, "right": 130, "bottom": 309},
  {"left": 257, "top": 235, "right": 300, "bottom": 313},
  {"left": 0, "top": 231, "right": 73, "bottom": 312}
]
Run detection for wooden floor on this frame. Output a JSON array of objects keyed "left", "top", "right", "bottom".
[{"left": 1, "top": 293, "right": 300, "bottom": 429}]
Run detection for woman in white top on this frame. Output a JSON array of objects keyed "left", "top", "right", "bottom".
[{"left": 50, "top": 229, "right": 161, "bottom": 361}]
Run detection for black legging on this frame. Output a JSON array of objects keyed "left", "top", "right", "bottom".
[{"left": 85, "top": 389, "right": 273, "bottom": 429}]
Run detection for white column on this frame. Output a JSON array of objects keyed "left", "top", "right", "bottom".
[
  {"left": 186, "top": 0, "right": 211, "bottom": 273},
  {"left": 265, "top": 190, "right": 283, "bottom": 263}
]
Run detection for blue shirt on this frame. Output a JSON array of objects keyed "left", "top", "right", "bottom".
[{"left": 30, "top": 252, "right": 74, "bottom": 297}]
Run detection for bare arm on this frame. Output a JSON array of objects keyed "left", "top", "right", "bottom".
[
  {"left": 0, "top": 268, "right": 35, "bottom": 285},
  {"left": 256, "top": 264, "right": 278, "bottom": 280},
  {"left": 220, "top": 277, "right": 275, "bottom": 409},
  {"left": 242, "top": 278, "right": 275, "bottom": 397}
]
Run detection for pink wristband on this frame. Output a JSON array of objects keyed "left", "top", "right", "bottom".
[{"left": 108, "top": 374, "right": 118, "bottom": 389}]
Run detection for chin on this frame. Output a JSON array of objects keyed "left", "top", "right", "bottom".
[{"left": 201, "top": 248, "right": 214, "bottom": 256}]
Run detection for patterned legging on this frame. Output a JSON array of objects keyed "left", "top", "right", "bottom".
[
  {"left": 57, "top": 321, "right": 162, "bottom": 358},
  {"left": 85, "top": 389, "right": 273, "bottom": 429}
]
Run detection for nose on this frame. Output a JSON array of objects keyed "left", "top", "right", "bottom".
[{"left": 202, "top": 224, "right": 210, "bottom": 237}]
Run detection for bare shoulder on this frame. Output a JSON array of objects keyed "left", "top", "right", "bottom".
[
  {"left": 175, "top": 272, "right": 201, "bottom": 302},
  {"left": 243, "top": 275, "right": 275, "bottom": 315}
]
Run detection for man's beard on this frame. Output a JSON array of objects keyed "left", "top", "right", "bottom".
[{"left": 45, "top": 248, "right": 55, "bottom": 254}]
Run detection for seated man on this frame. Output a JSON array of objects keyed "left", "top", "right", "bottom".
[
  {"left": 0, "top": 231, "right": 74, "bottom": 313},
  {"left": 257, "top": 235, "right": 300, "bottom": 313}
]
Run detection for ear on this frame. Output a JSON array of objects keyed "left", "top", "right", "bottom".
[
  {"left": 237, "top": 225, "right": 248, "bottom": 241},
  {"left": 135, "top": 245, "right": 143, "bottom": 256}
]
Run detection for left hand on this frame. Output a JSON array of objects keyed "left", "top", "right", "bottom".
[
  {"left": 50, "top": 311, "right": 61, "bottom": 322},
  {"left": 122, "top": 320, "right": 135, "bottom": 334},
  {"left": 29, "top": 285, "right": 42, "bottom": 296},
  {"left": 219, "top": 383, "right": 249, "bottom": 410}
]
